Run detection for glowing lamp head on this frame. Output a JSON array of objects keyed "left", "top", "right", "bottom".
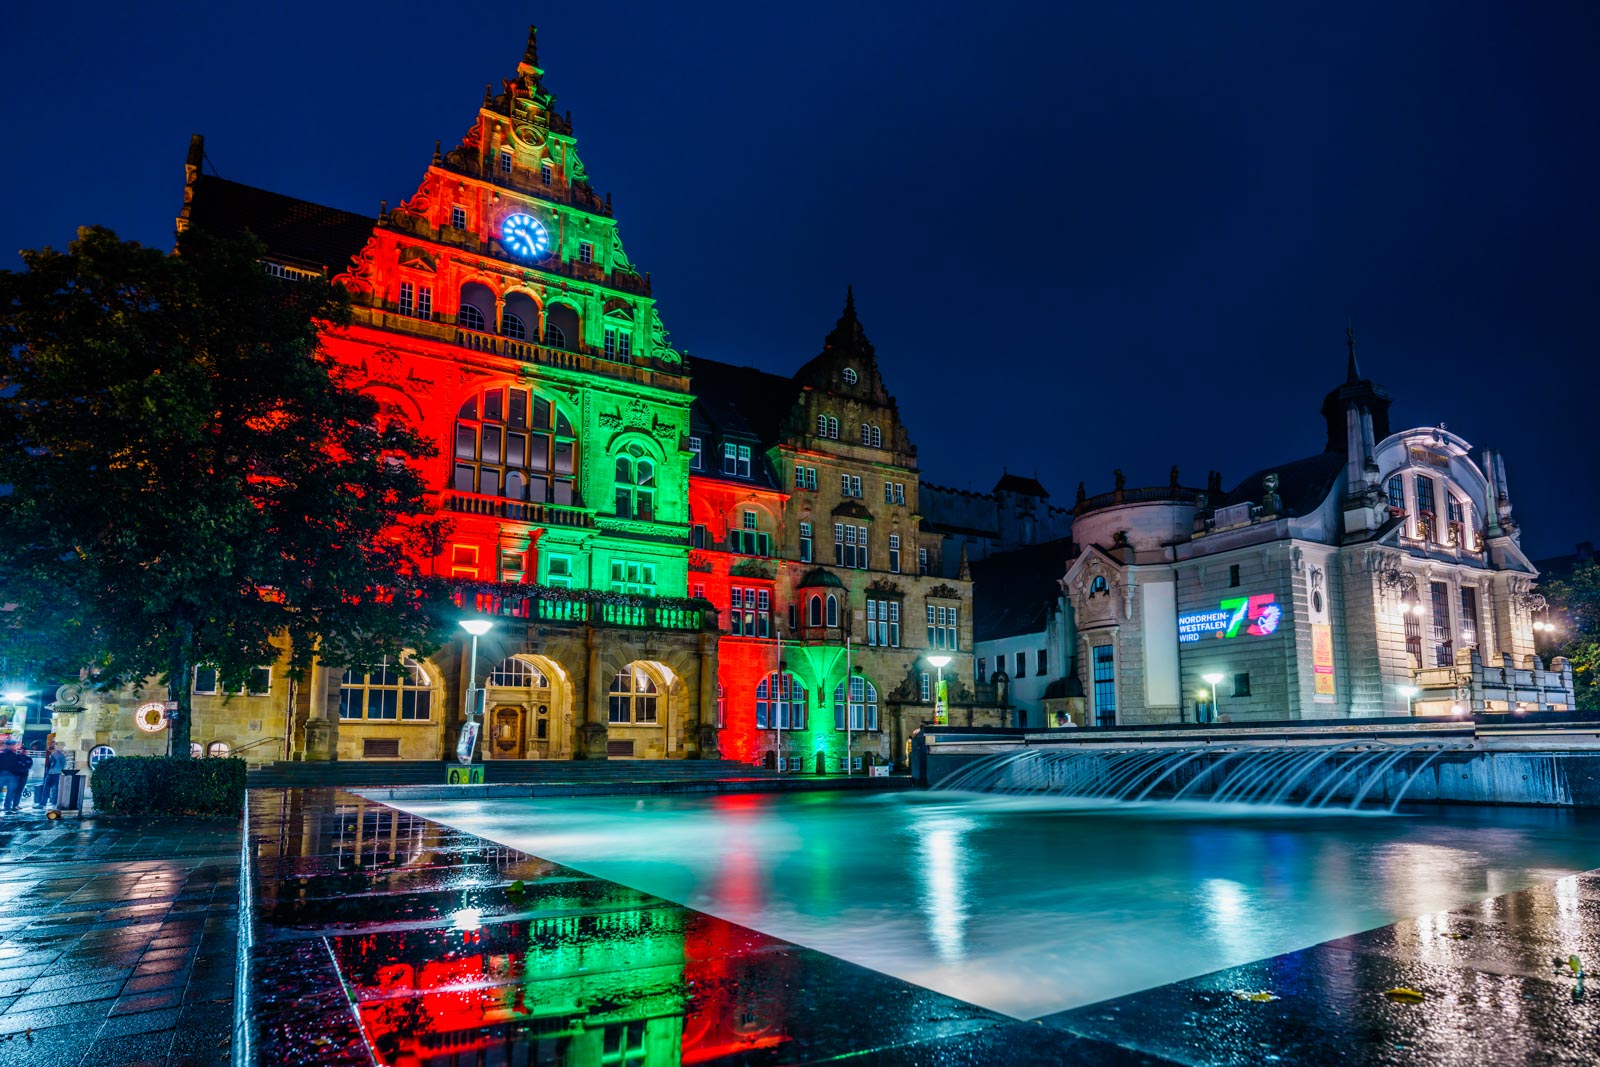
[
  {"left": 459, "top": 619, "right": 493, "bottom": 638},
  {"left": 500, "top": 213, "right": 550, "bottom": 260},
  {"left": 1398, "top": 685, "right": 1419, "bottom": 698},
  {"left": 926, "top": 656, "right": 952, "bottom": 669},
  {"left": 1202, "top": 672, "right": 1224, "bottom": 686},
  {"left": 1, "top": 691, "right": 24, "bottom": 704}
]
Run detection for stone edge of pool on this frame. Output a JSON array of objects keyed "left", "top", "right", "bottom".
[{"left": 240, "top": 785, "right": 1600, "bottom": 1066}]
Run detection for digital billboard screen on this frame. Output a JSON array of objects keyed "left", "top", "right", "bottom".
[{"left": 1178, "top": 593, "right": 1282, "bottom": 643}]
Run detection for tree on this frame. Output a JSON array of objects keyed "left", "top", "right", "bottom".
[
  {"left": 1543, "top": 560, "right": 1600, "bottom": 711},
  {"left": 0, "top": 226, "right": 447, "bottom": 755}
]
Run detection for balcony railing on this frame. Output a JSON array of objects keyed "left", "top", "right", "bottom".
[
  {"left": 453, "top": 583, "right": 715, "bottom": 632},
  {"left": 442, "top": 492, "right": 593, "bottom": 527}
]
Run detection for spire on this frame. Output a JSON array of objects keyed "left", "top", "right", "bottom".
[
  {"left": 958, "top": 542, "right": 971, "bottom": 581},
  {"left": 1346, "top": 324, "right": 1361, "bottom": 383},
  {"left": 844, "top": 284, "right": 855, "bottom": 317},
  {"left": 519, "top": 25, "right": 542, "bottom": 75},
  {"left": 821, "top": 285, "right": 871, "bottom": 358}
]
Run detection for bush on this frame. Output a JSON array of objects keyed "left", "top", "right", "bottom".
[{"left": 90, "top": 756, "right": 246, "bottom": 817}]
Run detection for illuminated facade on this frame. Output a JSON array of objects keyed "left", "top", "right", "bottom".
[
  {"left": 1061, "top": 343, "right": 1574, "bottom": 724},
  {"left": 48, "top": 27, "right": 1002, "bottom": 767}
]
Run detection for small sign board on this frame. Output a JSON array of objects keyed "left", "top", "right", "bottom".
[{"left": 445, "top": 764, "right": 485, "bottom": 785}]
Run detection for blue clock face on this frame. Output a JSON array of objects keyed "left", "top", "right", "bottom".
[{"left": 502, "top": 214, "right": 551, "bottom": 260}]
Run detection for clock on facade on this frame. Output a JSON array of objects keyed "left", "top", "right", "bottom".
[{"left": 501, "top": 214, "right": 551, "bottom": 260}]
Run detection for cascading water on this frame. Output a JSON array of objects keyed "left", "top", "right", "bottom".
[{"left": 934, "top": 741, "right": 1475, "bottom": 812}]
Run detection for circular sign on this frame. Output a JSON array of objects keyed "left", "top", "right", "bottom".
[{"left": 135, "top": 702, "right": 168, "bottom": 733}]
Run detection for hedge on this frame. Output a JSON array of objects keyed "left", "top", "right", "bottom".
[{"left": 90, "top": 755, "right": 247, "bottom": 817}]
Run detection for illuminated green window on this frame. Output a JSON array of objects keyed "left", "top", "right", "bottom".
[
  {"left": 609, "top": 560, "right": 657, "bottom": 595},
  {"left": 579, "top": 241, "right": 594, "bottom": 264},
  {"left": 545, "top": 554, "right": 572, "bottom": 588},
  {"left": 756, "top": 672, "right": 806, "bottom": 729},
  {"left": 833, "top": 676, "right": 879, "bottom": 731},
  {"left": 613, "top": 443, "right": 656, "bottom": 520},
  {"left": 453, "top": 386, "right": 577, "bottom": 505}
]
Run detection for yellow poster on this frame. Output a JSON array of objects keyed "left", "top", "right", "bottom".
[{"left": 1312, "top": 623, "right": 1335, "bottom": 702}]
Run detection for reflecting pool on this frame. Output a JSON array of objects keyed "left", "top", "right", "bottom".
[{"left": 390, "top": 791, "right": 1600, "bottom": 1019}]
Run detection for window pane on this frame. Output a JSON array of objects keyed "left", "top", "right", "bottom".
[
  {"left": 482, "top": 389, "right": 503, "bottom": 423},
  {"left": 455, "top": 425, "right": 477, "bottom": 460}
]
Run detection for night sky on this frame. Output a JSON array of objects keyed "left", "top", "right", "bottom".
[{"left": 5, "top": 2, "right": 1596, "bottom": 559}]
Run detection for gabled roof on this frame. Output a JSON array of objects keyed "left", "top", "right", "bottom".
[
  {"left": 970, "top": 536, "right": 1074, "bottom": 642},
  {"left": 687, "top": 355, "right": 796, "bottom": 450},
  {"left": 993, "top": 473, "right": 1050, "bottom": 498},
  {"left": 183, "top": 175, "right": 375, "bottom": 274},
  {"left": 1220, "top": 451, "right": 1345, "bottom": 517}
]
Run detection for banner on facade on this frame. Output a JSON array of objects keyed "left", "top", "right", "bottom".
[
  {"left": 1312, "top": 623, "right": 1336, "bottom": 703},
  {"left": 935, "top": 677, "right": 948, "bottom": 726},
  {"left": 455, "top": 721, "right": 480, "bottom": 764}
]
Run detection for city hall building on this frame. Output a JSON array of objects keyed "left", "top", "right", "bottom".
[
  {"left": 48, "top": 27, "right": 1000, "bottom": 768},
  {"left": 1057, "top": 344, "right": 1574, "bottom": 724}
]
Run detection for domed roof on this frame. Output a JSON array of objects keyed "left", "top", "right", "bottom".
[{"left": 796, "top": 567, "right": 845, "bottom": 589}]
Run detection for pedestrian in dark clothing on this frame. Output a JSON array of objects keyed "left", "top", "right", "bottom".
[
  {"left": 34, "top": 741, "right": 65, "bottom": 809},
  {"left": 0, "top": 740, "right": 30, "bottom": 813}
]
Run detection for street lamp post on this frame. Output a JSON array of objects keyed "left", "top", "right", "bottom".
[
  {"left": 458, "top": 619, "right": 492, "bottom": 762},
  {"left": 1202, "top": 672, "right": 1224, "bottom": 723},
  {"left": 1398, "top": 685, "right": 1419, "bottom": 716},
  {"left": 927, "top": 655, "right": 952, "bottom": 726}
]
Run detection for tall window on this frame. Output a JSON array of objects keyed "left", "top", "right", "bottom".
[
  {"left": 976, "top": 658, "right": 987, "bottom": 683},
  {"left": 416, "top": 286, "right": 432, "bottom": 320},
  {"left": 799, "top": 522, "right": 813, "bottom": 562},
  {"left": 499, "top": 148, "right": 513, "bottom": 173},
  {"left": 579, "top": 241, "right": 594, "bottom": 264},
  {"left": 1015, "top": 651, "right": 1026, "bottom": 678},
  {"left": 888, "top": 534, "right": 901, "bottom": 573},
  {"left": 609, "top": 560, "right": 657, "bottom": 595},
  {"left": 540, "top": 161, "right": 552, "bottom": 185},
  {"left": 729, "top": 586, "right": 771, "bottom": 637},
  {"left": 808, "top": 594, "right": 823, "bottom": 627},
  {"left": 833, "top": 676, "right": 879, "bottom": 731},
  {"left": 608, "top": 665, "right": 658, "bottom": 724},
  {"left": 756, "top": 672, "right": 806, "bottom": 729},
  {"left": 1460, "top": 587, "right": 1480, "bottom": 648},
  {"left": 399, "top": 281, "right": 414, "bottom": 316},
  {"left": 833, "top": 524, "right": 868, "bottom": 568},
  {"left": 918, "top": 547, "right": 930, "bottom": 575},
  {"left": 1404, "top": 596, "right": 1423, "bottom": 664},
  {"left": 816, "top": 414, "right": 839, "bottom": 439},
  {"left": 1092, "top": 645, "right": 1116, "bottom": 727},
  {"left": 1387, "top": 475, "right": 1405, "bottom": 509},
  {"left": 860, "top": 423, "right": 882, "bottom": 448},
  {"left": 613, "top": 443, "right": 656, "bottom": 520},
  {"left": 454, "top": 386, "right": 577, "bottom": 505},
  {"left": 1429, "top": 581, "right": 1453, "bottom": 666},
  {"left": 728, "top": 511, "right": 770, "bottom": 556},
  {"left": 919, "top": 672, "right": 931, "bottom": 702},
  {"left": 1414, "top": 475, "right": 1436, "bottom": 515},
  {"left": 1037, "top": 648, "right": 1049, "bottom": 675},
  {"left": 927, "top": 605, "right": 958, "bottom": 649},
  {"left": 339, "top": 658, "right": 433, "bottom": 721},
  {"left": 451, "top": 205, "right": 467, "bottom": 229},
  {"left": 867, "top": 598, "right": 900, "bottom": 646},
  {"left": 723, "top": 443, "right": 752, "bottom": 478},
  {"left": 796, "top": 466, "right": 817, "bottom": 490},
  {"left": 688, "top": 436, "right": 702, "bottom": 470},
  {"left": 826, "top": 594, "right": 840, "bottom": 627}
]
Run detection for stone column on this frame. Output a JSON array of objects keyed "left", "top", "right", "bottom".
[
  {"left": 576, "top": 625, "right": 609, "bottom": 759},
  {"left": 695, "top": 630, "right": 720, "bottom": 759},
  {"left": 302, "top": 663, "right": 341, "bottom": 761}
]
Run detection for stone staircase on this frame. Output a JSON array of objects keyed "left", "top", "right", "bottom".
[{"left": 247, "top": 757, "right": 781, "bottom": 790}]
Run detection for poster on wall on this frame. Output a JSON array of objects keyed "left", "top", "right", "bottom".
[
  {"left": 1311, "top": 622, "right": 1336, "bottom": 703},
  {"left": 1179, "top": 593, "right": 1283, "bottom": 643},
  {"left": 455, "top": 721, "right": 480, "bottom": 765}
]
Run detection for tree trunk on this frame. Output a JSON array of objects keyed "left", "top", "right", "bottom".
[{"left": 168, "top": 618, "right": 195, "bottom": 758}]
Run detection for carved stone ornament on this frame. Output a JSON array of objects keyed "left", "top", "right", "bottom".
[{"left": 926, "top": 584, "right": 961, "bottom": 600}]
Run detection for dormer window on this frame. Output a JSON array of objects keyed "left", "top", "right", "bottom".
[
  {"left": 842, "top": 367, "right": 859, "bottom": 385},
  {"left": 451, "top": 205, "right": 467, "bottom": 229},
  {"left": 722, "top": 442, "right": 751, "bottom": 478},
  {"left": 688, "top": 436, "right": 702, "bottom": 470}
]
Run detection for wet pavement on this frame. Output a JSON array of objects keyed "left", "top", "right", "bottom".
[
  {"left": 246, "top": 788, "right": 1600, "bottom": 1065},
  {"left": 0, "top": 810, "right": 239, "bottom": 1066}
]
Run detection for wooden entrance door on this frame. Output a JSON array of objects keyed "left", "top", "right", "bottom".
[{"left": 489, "top": 706, "right": 524, "bottom": 758}]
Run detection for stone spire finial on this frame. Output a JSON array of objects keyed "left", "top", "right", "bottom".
[
  {"left": 1346, "top": 324, "right": 1361, "bottom": 383},
  {"left": 432, "top": 139, "right": 442, "bottom": 165},
  {"left": 484, "top": 83, "right": 494, "bottom": 107},
  {"left": 523, "top": 25, "right": 540, "bottom": 68},
  {"left": 844, "top": 284, "right": 856, "bottom": 317},
  {"left": 958, "top": 542, "right": 971, "bottom": 581}
]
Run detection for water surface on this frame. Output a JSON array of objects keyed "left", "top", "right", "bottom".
[{"left": 393, "top": 790, "right": 1600, "bottom": 1018}]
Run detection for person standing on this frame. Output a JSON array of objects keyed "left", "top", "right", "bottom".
[
  {"left": 33, "top": 741, "right": 65, "bottom": 810},
  {"left": 0, "top": 740, "right": 30, "bottom": 813}
]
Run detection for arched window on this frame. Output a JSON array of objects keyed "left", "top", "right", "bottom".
[
  {"left": 454, "top": 385, "right": 578, "bottom": 505},
  {"left": 826, "top": 594, "right": 839, "bottom": 627},
  {"left": 870, "top": 424, "right": 882, "bottom": 448},
  {"left": 860, "top": 422, "right": 882, "bottom": 447},
  {"left": 487, "top": 657, "right": 548, "bottom": 688},
  {"left": 833, "top": 676, "right": 879, "bottom": 731},
  {"left": 756, "top": 672, "right": 807, "bottom": 729},
  {"left": 828, "top": 416, "right": 839, "bottom": 438},
  {"left": 1386, "top": 475, "right": 1404, "bottom": 510},
  {"left": 842, "top": 367, "right": 858, "bottom": 385},
  {"left": 816, "top": 414, "right": 838, "bottom": 439},
  {"left": 1090, "top": 575, "right": 1109, "bottom": 595},
  {"left": 808, "top": 595, "right": 823, "bottom": 627},
  {"left": 503, "top": 292, "right": 538, "bottom": 342},
  {"left": 816, "top": 413, "right": 828, "bottom": 436},
  {"left": 458, "top": 282, "right": 494, "bottom": 335},
  {"left": 339, "top": 657, "right": 433, "bottom": 721},
  {"left": 458, "top": 303, "right": 486, "bottom": 332},
  {"left": 501, "top": 312, "right": 525, "bottom": 340},
  {"left": 613, "top": 443, "right": 656, "bottom": 520},
  {"left": 608, "top": 665, "right": 658, "bottom": 724},
  {"left": 207, "top": 741, "right": 231, "bottom": 758},
  {"left": 545, "top": 303, "right": 579, "bottom": 350}
]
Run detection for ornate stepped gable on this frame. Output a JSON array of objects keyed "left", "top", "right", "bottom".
[{"left": 333, "top": 25, "right": 679, "bottom": 367}]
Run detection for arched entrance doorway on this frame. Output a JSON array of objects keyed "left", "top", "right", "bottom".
[{"left": 484, "top": 654, "right": 574, "bottom": 759}]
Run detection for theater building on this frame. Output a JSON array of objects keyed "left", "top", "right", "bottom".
[{"left": 1062, "top": 344, "right": 1574, "bottom": 724}]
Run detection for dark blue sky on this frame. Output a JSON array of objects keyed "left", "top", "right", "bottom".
[{"left": 5, "top": 2, "right": 1595, "bottom": 558}]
